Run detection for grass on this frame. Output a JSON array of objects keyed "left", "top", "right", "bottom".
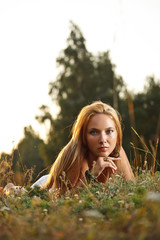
[
  {"left": 0, "top": 134, "right": 160, "bottom": 240},
  {"left": 0, "top": 170, "right": 160, "bottom": 240}
]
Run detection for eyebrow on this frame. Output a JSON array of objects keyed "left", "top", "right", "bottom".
[{"left": 88, "top": 127, "right": 115, "bottom": 130}]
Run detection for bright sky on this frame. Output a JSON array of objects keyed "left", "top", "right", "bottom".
[{"left": 0, "top": 0, "right": 160, "bottom": 154}]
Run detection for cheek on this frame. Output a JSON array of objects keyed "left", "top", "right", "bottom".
[
  {"left": 86, "top": 136, "right": 92, "bottom": 146},
  {"left": 110, "top": 133, "right": 117, "bottom": 145},
  {"left": 86, "top": 135, "right": 96, "bottom": 148}
]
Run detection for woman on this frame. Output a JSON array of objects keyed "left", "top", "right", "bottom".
[{"left": 41, "top": 101, "right": 135, "bottom": 193}]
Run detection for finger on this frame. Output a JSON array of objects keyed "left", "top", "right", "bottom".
[
  {"left": 112, "top": 157, "right": 121, "bottom": 161},
  {"left": 104, "top": 157, "right": 120, "bottom": 162},
  {"left": 104, "top": 158, "right": 117, "bottom": 167},
  {"left": 108, "top": 164, "right": 117, "bottom": 174},
  {"left": 105, "top": 161, "right": 117, "bottom": 171},
  {"left": 109, "top": 161, "right": 118, "bottom": 170}
]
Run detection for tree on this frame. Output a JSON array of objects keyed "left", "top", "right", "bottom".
[
  {"left": 119, "top": 76, "right": 160, "bottom": 169},
  {"left": 135, "top": 77, "right": 160, "bottom": 139},
  {"left": 36, "top": 22, "right": 160, "bottom": 170},
  {"left": 133, "top": 77, "right": 160, "bottom": 167},
  {"left": 37, "top": 21, "right": 126, "bottom": 165},
  {"left": 13, "top": 126, "right": 46, "bottom": 181}
]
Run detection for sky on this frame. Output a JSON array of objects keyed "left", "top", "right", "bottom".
[{"left": 0, "top": 0, "right": 160, "bottom": 154}]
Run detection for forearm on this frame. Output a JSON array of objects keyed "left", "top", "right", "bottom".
[{"left": 117, "top": 147, "right": 136, "bottom": 183}]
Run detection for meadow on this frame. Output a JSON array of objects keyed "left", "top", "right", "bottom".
[{"left": 0, "top": 136, "right": 160, "bottom": 240}]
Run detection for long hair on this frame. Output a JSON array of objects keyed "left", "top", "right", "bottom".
[{"left": 46, "top": 101, "right": 122, "bottom": 191}]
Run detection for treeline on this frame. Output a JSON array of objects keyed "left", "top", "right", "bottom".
[{"left": 1, "top": 22, "right": 160, "bottom": 184}]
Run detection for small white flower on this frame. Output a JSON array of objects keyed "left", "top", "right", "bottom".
[
  {"left": 118, "top": 200, "right": 125, "bottom": 204},
  {"left": 65, "top": 196, "right": 70, "bottom": 200},
  {"left": 84, "top": 210, "right": 102, "bottom": 218},
  {"left": 128, "top": 192, "right": 134, "bottom": 196},
  {"left": 33, "top": 195, "right": 39, "bottom": 199}
]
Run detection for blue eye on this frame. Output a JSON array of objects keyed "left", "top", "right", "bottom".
[
  {"left": 89, "top": 130, "right": 97, "bottom": 135},
  {"left": 106, "top": 129, "right": 114, "bottom": 134}
]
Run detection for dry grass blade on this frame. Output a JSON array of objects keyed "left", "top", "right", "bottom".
[{"left": 131, "top": 127, "right": 160, "bottom": 171}]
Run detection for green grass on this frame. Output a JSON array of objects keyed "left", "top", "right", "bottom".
[{"left": 1, "top": 171, "right": 160, "bottom": 240}]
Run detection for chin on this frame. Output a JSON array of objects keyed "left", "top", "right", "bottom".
[{"left": 98, "top": 153, "right": 110, "bottom": 158}]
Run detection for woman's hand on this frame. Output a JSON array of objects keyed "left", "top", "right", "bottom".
[{"left": 91, "top": 156, "right": 120, "bottom": 178}]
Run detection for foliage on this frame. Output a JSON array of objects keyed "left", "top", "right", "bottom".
[
  {"left": 12, "top": 126, "right": 46, "bottom": 183},
  {"left": 1, "top": 145, "right": 160, "bottom": 239},
  {"left": 126, "top": 77, "right": 160, "bottom": 169},
  {"left": 0, "top": 22, "right": 159, "bottom": 188},
  {"left": 36, "top": 22, "right": 160, "bottom": 169},
  {"left": 37, "top": 21, "right": 126, "bottom": 165},
  {"left": 1, "top": 171, "right": 160, "bottom": 239},
  {"left": 0, "top": 154, "right": 14, "bottom": 186},
  {"left": 134, "top": 76, "right": 160, "bottom": 142}
]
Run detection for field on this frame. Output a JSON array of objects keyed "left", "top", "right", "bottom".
[{"left": 1, "top": 169, "right": 160, "bottom": 240}]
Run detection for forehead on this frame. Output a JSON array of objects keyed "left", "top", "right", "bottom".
[{"left": 87, "top": 113, "right": 116, "bottom": 129}]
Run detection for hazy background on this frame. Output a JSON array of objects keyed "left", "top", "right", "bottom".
[{"left": 1, "top": 0, "right": 160, "bottom": 154}]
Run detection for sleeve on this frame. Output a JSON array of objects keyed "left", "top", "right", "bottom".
[{"left": 31, "top": 174, "right": 51, "bottom": 188}]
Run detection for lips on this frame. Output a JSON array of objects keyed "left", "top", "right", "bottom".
[{"left": 98, "top": 147, "right": 108, "bottom": 152}]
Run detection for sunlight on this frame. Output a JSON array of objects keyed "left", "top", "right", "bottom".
[{"left": 0, "top": 0, "right": 160, "bottom": 153}]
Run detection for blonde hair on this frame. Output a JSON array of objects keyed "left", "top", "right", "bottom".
[{"left": 46, "top": 101, "right": 122, "bottom": 191}]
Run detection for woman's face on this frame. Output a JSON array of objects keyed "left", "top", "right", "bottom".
[{"left": 86, "top": 113, "right": 117, "bottom": 160}]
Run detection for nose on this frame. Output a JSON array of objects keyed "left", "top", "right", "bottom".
[{"left": 99, "top": 132, "right": 107, "bottom": 144}]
